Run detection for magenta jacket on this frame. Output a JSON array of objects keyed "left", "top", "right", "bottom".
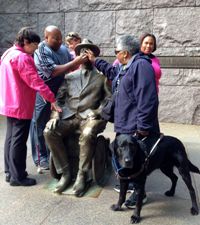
[
  {"left": 0, "top": 45, "right": 55, "bottom": 119},
  {"left": 151, "top": 56, "right": 162, "bottom": 93}
]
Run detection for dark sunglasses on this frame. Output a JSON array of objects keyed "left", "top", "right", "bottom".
[
  {"left": 67, "top": 33, "right": 79, "bottom": 39},
  {"left": 115, "top": 50, "right": 122, "bottom": 55}
]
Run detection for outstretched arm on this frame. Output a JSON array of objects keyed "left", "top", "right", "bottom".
[
  {"left": 52, "top": 54, "right": 88, "bottom": 77},
  {"left": 86, "top": 50, "right": 119, "bottom": 81}
]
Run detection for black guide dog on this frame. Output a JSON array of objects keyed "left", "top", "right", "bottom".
[{"left": 110, "top": 134, "right": 200, "bottom": 223}]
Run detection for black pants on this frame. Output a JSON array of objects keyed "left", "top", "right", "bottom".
[{"left": 4, "top": 117, "right": 31, "bottom": 181}]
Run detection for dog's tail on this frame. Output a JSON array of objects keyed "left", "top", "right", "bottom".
[{"left": 189, "top": 161, "right": 200, "bottom": 174}]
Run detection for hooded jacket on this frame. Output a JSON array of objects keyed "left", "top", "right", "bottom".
[
  {"left": 95, "top": 53, "right": 160, "bottom": 134},
  {"left": 0, "top": 45, "right": 55, "bottom": 119}
]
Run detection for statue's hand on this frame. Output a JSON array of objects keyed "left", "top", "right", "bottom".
[
  {"left": 87, "top": 110, "right": 99, "bottom": 120},
  {"left": 46, "top": 118, "right": 59, "bottom": 130}
]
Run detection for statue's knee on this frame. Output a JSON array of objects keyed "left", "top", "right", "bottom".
[
  {"left": 80, "top": 131, "right": 94, "bottom": 143},
  {"left": 43, "top": 127, "right": 53, "bottom": 141},
  {"left": 82, "top": 126, "right": 93, "bottom": 136}
]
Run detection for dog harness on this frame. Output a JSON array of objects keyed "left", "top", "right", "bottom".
[{"left": 112, "top": 133, "right": 164, "bottom": 180}]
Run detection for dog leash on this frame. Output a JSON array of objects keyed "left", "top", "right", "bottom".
[
  {"left": 114, "top": 133, "right": 164, "bottom": 180},
  {"left": 112, "top": 154, "right": 146, "bottom": 180}
]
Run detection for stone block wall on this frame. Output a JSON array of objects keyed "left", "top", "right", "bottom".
[{"left": 1, "top": 0, "right": 200, "bottom": 124}]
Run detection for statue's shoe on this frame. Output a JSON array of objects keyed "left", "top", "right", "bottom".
[
  {"left": 54, "top": 172, "right": 71, "bottom": 194},
  {"left": 73, "top": 172, "right": 92, "bottom": 197}
]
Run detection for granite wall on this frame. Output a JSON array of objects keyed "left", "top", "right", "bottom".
[{"left": 1, "top": 0, "right": 200, "bottom": 124}]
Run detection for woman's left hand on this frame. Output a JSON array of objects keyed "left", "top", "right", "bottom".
[{"left": 85, "top": 50, "right": 96, "bottom": 63}]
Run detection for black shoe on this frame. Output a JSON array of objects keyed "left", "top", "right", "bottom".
[
  {"left": 124, "top": 191, "right": 147, "bottom": 209},
  {"left": 10, "top": 177, "right": 36, "bottom": 186},
  {"left": 5, "top": 173, "right": 11, "bottom": 182}
]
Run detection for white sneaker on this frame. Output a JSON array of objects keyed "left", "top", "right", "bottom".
[
  {"left": 113, "top": 184, "right": 134, "bottom": 193},
  {"left": 37, "top": 162, "right": 49, "bottom": 174}
]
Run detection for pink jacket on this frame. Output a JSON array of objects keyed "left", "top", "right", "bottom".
[
  {"left": 151, "top": 56, "right": 162, "bottom": 93},
  {"left": 0, "top": 45, "right": 55, "bottom": 119}
]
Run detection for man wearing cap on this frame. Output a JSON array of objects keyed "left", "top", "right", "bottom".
[{"left": 44, "top": 39, "right": 111, "bottom": 196}]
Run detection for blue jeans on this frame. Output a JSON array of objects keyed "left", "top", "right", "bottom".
[{"left": 30, "top": 93, "right": 51, "bottom": 166}]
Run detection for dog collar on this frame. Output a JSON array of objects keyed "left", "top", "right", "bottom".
[
  {"left": 112, "top": 133, "right": 164, "bottom": 180},
  {"left": 112, "top": 156, "right": 144, "bottom": 180}
]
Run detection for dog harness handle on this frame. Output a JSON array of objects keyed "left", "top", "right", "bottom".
[{"left": 146, "top": 133, "right": 164, "bottom": 160}]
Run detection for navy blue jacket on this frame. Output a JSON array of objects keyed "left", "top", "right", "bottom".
[{"left": 95, "top": 53, "right": 160, "bottom": 134}]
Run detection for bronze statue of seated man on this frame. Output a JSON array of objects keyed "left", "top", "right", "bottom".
[{"left": 44, "top": 39, "right": 111, "bottom": 197}]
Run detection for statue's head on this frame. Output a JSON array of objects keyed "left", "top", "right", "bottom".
[{"left": 74, "top": 38, "right": 100, "bottom": 57}]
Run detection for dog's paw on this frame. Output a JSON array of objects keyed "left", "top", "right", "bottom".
[
  {"left": 190, "top": 207, "right": 199, "bottom": 215},
  {"left": 110, "top": 204, "right": 122, "bottom": 211},
  {"left": 130, "top": 215, "right": 141, "bottom": 223}
]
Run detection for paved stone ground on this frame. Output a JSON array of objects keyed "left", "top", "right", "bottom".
[{"left": 0, "top": 116, "right": 200, "bottom": 225}]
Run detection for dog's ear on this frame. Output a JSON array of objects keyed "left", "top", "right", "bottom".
[
  {"left": 134, "top": 137, "right": 147, "bottom": 152},
  {"left": 109, "top": 139, "right": 118, "bottom": 155}
]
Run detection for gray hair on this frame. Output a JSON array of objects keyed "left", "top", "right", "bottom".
[
  {"left": 116, "top": 35, "right": 140, "bottom": 56},
  {"left": 45, "top": 25, "right": 60, "bottom": 33}
]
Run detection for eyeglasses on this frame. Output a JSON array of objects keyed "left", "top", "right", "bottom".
[
  {"left": 67, "top": 33, "right": 80, "bottom": 39},
  {"left": 115, "top": 50, "right": 122, "bottom": 55},
  {"left": 31, "top": 42, "right": 39, "bottom": 48}
]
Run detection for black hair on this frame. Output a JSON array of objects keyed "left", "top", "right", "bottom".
[
  {"left": 140, "top": 33, "right": 157, "bottom": 52},
  {"left": 15, "top": 27, "right": 41, "bottom": 47}
]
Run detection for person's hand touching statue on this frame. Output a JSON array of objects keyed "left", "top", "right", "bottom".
[
  {"left": 46, "top": 103, "right": 62, "bottom": 130},
  {"left": 51, "top": 102, "right": 62, "bottom": 112},
  {"left": 85, "top": 49, "right": 96, "bottom": 64},
  {"left": 73, "top": 53, "right": 88, "bottom": 66}
]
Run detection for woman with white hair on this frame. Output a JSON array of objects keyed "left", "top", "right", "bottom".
[{"left": 86, "top": 34, "right": 160, "bottom": 208}]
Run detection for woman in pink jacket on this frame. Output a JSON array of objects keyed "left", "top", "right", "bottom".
[
  {"left": 0, "top": 27, "right": 59, "bottom": 186},
  {"left": 139, "top": 33, "right": 162, "bottom": 93},
  {"left": 113, "top": 33, "right": 162, "bottom": 93}
]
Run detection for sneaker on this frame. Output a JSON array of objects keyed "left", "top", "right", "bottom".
[
  {"left": 38, "top": 162, "right": 49, "bottom": 170},
  {"left": 10, "top": 177, "right": 36, "bottom": 186},
  {"left": 37, "top": 164, "right": 49, "bottom": 174},
  {"left": 124, "top": 192, "right": 147, "bottom": 209},
  {"left": 113, "top": 183, "right": 135, "bottom": 193}
]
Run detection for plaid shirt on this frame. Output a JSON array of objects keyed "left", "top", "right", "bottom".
[{"left": 34, "top": 41, "right": 72, "bottom": 93}]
